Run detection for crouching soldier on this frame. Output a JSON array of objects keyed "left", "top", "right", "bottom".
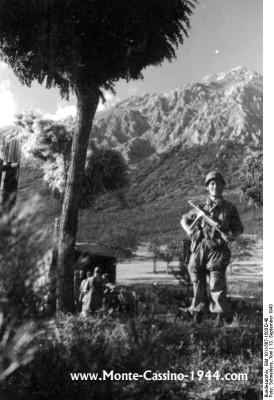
[{"left": 180, "top": 171, "right": 244, "bottom": 325}]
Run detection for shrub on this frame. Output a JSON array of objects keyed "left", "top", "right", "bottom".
[
  {"left": 238, "top": 151, "right": 263, "bottom": 207},
  {"left": 0, "top": 198, "right": 48, "bottom": 388},
  {"left": 2, "top": 307, "right": 262, "bottom": 400},
  {"left": 0, "top": 197, "right": 49, "bottom": 319}
]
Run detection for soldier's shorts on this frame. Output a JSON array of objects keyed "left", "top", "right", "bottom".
[
  {"left": 188, "top": 241, "right": 231, "bottom": 314},
  {"left": 188, "top": 241, "right": 231, "bottom": 282}
]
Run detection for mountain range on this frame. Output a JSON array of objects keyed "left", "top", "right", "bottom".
[
  {"left": 92, "top": 66, "right": 262, "bottom": 164},
  {"left": 0, "top": 66, "right": 263, "bottom": 247},
  {"left": 80, "top": 66, "right": 263, "bottom": 243}
]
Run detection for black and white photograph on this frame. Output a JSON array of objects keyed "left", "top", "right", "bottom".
[{"left": 0, "top": 1, "right": 265, "bottom": 399}]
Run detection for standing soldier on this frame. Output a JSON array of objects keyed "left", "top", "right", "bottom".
[
  {"left": 79, "top": 271, "right": 88, "bottom": 315},
  {"left": 180, "top": 171, "right": 243, "bottom": 325},
  {"left": 75, "top": 270, "right": 86, "bottom": 312},
  {"left": 82, "top": 267, "right": 103, "bottom": 315}
]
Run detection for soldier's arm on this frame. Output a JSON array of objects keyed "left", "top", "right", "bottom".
[
  {"left": 180, "top": 209, "right": 197, "bottom": 237},
  {"left": 83, "top": 278, "right": 91, "bottom": 293},
  {"left": 180, "top": 215, "right": 193, "bottom": 237}
]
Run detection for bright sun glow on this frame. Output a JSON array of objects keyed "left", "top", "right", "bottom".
[
  {"left": 0, "top": 80, "right": 17, "bottom": 127},
  {"left": 44, "top": 104, "right": 77, "bottom": 121}
]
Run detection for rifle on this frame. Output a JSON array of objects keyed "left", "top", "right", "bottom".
[{"left": 188, "top": 200, "right": 229, "bottom": 244}]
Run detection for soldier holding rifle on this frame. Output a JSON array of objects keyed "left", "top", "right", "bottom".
[{"left": 181, "top": 171, "right": 243, "bottom": 325}]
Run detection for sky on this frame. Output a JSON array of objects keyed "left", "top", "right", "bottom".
[{"left": 0, "top": 0, "right": 263, "bottom": 127}]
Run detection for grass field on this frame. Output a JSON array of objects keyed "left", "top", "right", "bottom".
[{"left": 1, "top": 287, "right": 263, "bottom": 400}]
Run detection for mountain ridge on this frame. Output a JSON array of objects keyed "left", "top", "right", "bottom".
[
  {"left": 0, "top": 66, "right": 263, "bottom": 247},
  {"left": 92, "top": 66, "right": 262, "bottom": 164}
]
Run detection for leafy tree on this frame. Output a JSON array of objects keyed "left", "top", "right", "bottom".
[
  {"left": 148, "top": 238, "right": 161, "bottom": 273},
  {"left": 238, "top": 151, "right": 263, "bottom": 207},
  {"left": 148, "top": 236, "right": 191, "bottom": 304},
  {"left": 100, "top": 227, "right": 139, "bottom": 262},
  {"left": 148, "top": 238, "right": 180, "bottom": 274},
  {"left": 0, "top": 0, "right": 197, "bottom": 311},
  {"left": 19, "top": 112, "right": 129, "bottom": 205},
  {"left": 80, "top": 147, "right": 129, "bottom": 209},
  {"left": 18, "top": 112, "right": 73, "bottom": 198}
]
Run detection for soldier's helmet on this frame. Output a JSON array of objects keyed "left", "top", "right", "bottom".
[
  {"left": 205, "top": 171, "right": 226, "bottom": 186},
  {"left": 94, "top": 266, "right": 101, "bottom": 274}
]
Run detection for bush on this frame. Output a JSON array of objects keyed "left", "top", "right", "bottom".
[
  {"left": 2, "top": 299, "right": 263, "bottom": 400},
  {"left": 0, "top": 198, "right": 48, "bottom": 387},
  {"left": 238, "top": 151, "right": 263, "bottom": 207},
  {"left": 0, "top": 197, "right": 49, "bottom": 319},
  {"left": 4, "top": 316, "right": 187, "bottom": 400}
]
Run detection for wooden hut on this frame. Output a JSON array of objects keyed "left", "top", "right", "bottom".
[{"left": 75, "top": 243, "right": 117, "bottom": 284}]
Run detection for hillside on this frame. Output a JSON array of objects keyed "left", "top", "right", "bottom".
[
  {"left": 77, "top": 143, "right": 262, "bottom": 244},
  {"left": 11, "top": 66, "right": 263, "bottom": 248}
]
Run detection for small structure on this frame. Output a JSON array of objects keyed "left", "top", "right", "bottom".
[
  {"left": 0, "top": 129, "right": 21, "bottom": 209},
  {"left": 48, "top": 217, "right": 118, "bottom": 313},
  {"left": 75, "top": 243, "right": 117, "bottom": 284}
]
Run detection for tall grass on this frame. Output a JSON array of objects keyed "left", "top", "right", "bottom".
[
  {"left": 1, "top": 295, "right": 262, "bottom": 400},
  {"left": 0, "top": 198, "right": 49, "bottom": 395}
]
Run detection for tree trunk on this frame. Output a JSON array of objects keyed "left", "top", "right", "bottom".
[
  {"left": 47, "top": 217, "right": 60, "bottom": 314},
  {"left": 166, "top": 260, "right": 171, "bottom": 275},
  {"left": 153, "top": 256, "right": 157, "bottom": 273},
  {"left": 57, "top": 85, "right": 99, "bottom": 312}
]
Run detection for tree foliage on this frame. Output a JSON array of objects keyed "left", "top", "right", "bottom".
[
  {"left": 18, "top": 112, "right": 73, "bottom": 197},
  {"left": 149, "top": 237, "right": 182, "bottom": 260},
  {"left": 0, "top": 0, "right": 197, "bottom": 97},
  {"left": 99, "top": 227, "right": 139, "bottom": 261},
  {"left": 18, "top": 112, "right": 129, "bottom": 206},
  {"left": 238, "top": 151, "right": 263, "bottom": 207},
  {"left": 0, "top": 0, "right": 197, "bottom": 311},
  {"left": 80, "top": 148, "right": 129, "bottom": 209},
  {"left": 148, "top": 237, "right": 184, "bottom": 274}
]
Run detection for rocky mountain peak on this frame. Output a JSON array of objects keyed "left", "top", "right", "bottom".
[
  {"left": 203, "top": 66, "right": 262, "bottom": 85},
  {"left": 93, "top": 66, "right": 262, "bottom": 163}
]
